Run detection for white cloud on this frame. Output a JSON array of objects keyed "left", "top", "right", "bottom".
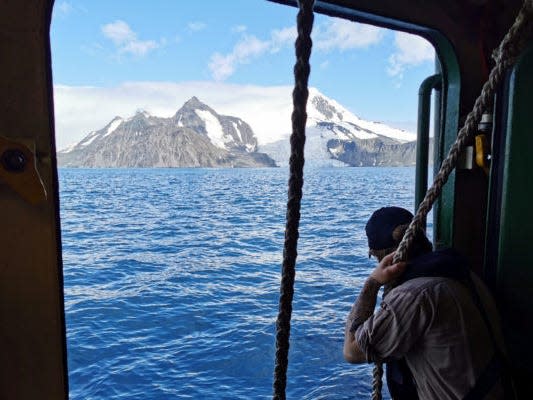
[
  {"left": 102, "top": 21, "right": 136, "bottom": 45},
  {"left": 208, "top": 17, "right": 384, "bottom": 80},
  {"left": 188, "top": 22, "right": 207, "bottom": 32},
  {"left": 234, "top": 35, "right": 271, "bottom": 59},
  {"left": 53, "top": 82, "right": 297, "bottom": 150},
  {"left": 101, "top": 20, "right": 161, "bottom": 57},
  {"left": 387, "top": 32, "right": 434, "bottom": 79},
  {"left": 208, "top": 27, "right": 296, "bottom": 80},
  {"left": 270, "top": 26, "right": 297, "bottom": 53},
  {"left": 56, "top": 2, "right": 73, "bottom": 15},
  {"left": 120, "top": 40, "right": 159, "bottom": 57},
  {"left": 232, "top": 25, "right": 247, "bottom": 33},
  {"left": 314, "top": 19, "right": 384, "bottom": 52},
  {"left": 209, "top": 53, "right": 237, "bottom": 81},
  {"left": 209, "top": 35, "right": 270, "bottom": 81}
]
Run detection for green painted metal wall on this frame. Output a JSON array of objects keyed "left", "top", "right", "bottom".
[{"left": 490, "top": 44, "right": 533, "bottom": 398}]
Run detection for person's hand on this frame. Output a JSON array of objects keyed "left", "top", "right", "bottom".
[{"left": 370, "top": 252, "right": 407, "bottom": 285}]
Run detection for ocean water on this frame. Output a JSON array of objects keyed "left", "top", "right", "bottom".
[{"left": 59, "top": 166, "right": 422, "bottom": 399}]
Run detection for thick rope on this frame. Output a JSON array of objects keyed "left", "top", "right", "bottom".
[
  {"left": 372, "top": 362, "right": 384, "bottom": 400},
  {"left": 371, "top": 2, "right": 533, "bottom": 399},
  {"left": 393, "top": 0, "right": 533, "bottom": 265},
  {"left": 272, "top": 1, "right": 314, "bottom": 399}
]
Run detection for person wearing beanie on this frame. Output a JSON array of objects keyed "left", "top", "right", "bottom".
[{"left": 343, "top": 207, "right": 510, "bottom": 400}]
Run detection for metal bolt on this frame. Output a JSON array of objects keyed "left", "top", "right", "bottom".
[{"left": 1, "top": 149, "right": 27, "bottom": 172}]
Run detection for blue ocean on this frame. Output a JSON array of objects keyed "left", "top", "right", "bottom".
[{"left": 59, "top": 167, "right": 422, "bottom": 399}]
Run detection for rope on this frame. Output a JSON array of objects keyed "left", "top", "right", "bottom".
[
  {"left": 272, "top": 0, "right": 314, "bottom": 399},
  {"left": 370, "top": 1, "right": 533, "bottom": 399},
  {"left": 393, "top": 0, "right": 533, "bottom": 265},
  {"left": 372, "top": 362, "right": 384, "bottom": 400}
]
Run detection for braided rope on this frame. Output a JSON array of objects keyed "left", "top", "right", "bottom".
[
  {"left": 372, "top": 362, "right": 384, "bottom": 400},
  {"left": 393, "top": 0, "right": 533, "bottom": 265},
  {"left": 371, "top": 2, "right": 533, "bottom": 399},
  {"left": 272, "top": 1, "right": 314, "bottom": 399}
]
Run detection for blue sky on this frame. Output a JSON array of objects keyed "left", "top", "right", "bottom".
[{"left": 51, "top": 0, "right": 435, "bottom": 149}]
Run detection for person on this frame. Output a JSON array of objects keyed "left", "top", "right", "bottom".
[{"left": 343, "top": 206, "right": 510, "bottom": 400}]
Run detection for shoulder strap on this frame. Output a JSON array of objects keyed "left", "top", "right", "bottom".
[{"left": 397, "top": 248, "right": 470, "bottom": 285}]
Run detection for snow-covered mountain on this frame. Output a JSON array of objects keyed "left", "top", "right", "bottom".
[
  {"left": 58, "top": 88, "right": 421, "bottom": 168},
  {"left": 306, "top": 87, "right": 415, "bottom": 142},
  {"left": 58, "top": 97, "right": 275, "bottom": 168},
  {"left": 258, "top": 88, "right": 420, "bottom": 167}
]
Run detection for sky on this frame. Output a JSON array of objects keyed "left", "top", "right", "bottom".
[{"left": 50, "top": 0, "right": 435, "bottom": 150}]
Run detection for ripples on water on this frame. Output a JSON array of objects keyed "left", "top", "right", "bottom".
[{"left": 59, "top": 167, "right": 424, "bottom": 399}]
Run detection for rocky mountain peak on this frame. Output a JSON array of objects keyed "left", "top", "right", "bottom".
[
  {"left": 129, "top": 109, "right": 152, "bottom": 120},
  {"left": 310, "top": 95, "right": 344, "bottom": 122},
  {"left": 175, "top": 96, "right": 212, "bottom": 116},
  {"left": 58, "top": 97, "right": 275, "bottom": 168},
  {"left": 182, "top": 96, "right": 204, "bottom": 108},
  {"left": 57, "top": 89, "right": 420, "bottom": 169},
  {"left": 173, "top": 97, "right": 216, "bottom": 135}
]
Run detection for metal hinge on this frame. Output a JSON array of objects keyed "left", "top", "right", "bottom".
[{"left": 0, "top": 136, "right": 47, "bottom": 204}]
